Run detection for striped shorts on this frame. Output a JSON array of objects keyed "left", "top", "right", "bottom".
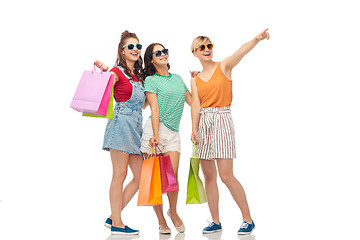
[{"left": 198, "top": 107, "right": 236, "bottom": 160}]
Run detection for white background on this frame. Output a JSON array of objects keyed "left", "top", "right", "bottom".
[{"left": 1, "top": 0, "right": 359, "bottom": 240}]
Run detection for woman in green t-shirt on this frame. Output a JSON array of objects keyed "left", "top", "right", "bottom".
[{"left": 140, "top": 43, "right": 192, "bottom": 234}]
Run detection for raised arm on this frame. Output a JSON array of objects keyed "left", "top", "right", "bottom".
[
  {"left": 146, "top": 92, "right": 160, "bottom": 147},
  {"left": 94, "top": 59, "right": 119, "bottom": 87},
  {"left": 222, "top": 29, "right": 270, "bottom": 74},
  {"left": 190, "top": 76, "right": 201, "bottom": 144},
  {"left": 94, "top": 59, "right": 109, "bottom": 72}
]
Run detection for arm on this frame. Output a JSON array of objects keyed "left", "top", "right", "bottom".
[
  {"left": 94, "top": 59, "right": 118, "bottom": 86},
  {"left": 143, "top": 97, "right": 149, "bottom": 109},
  {"left": 222, "top": 29, "right": 270, "bottom": 75},
  {"left": 190, "top": 77, "right": 201, "bottom": 144},
  {"left": 146, "top": 92, "right": 160, "bottom": 147},
  {"left": 110, "top": 72, "right": 118, "bottom": 87},
  {"left": 185, "top": 90, "right": 192, "bottom": 106},
  {"left": 94, "top": 59, "right": 109, "bottom": 72}
]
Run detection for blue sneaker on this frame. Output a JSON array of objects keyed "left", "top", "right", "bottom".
[
  {"left": 203, "top": 221, "right": 222, "bottom": 234},
  {"left": 111, "top": 225, "right": 139, "bottom": 235},
  {"left": 238, "top": 220, "right": 255, "bottom": 235},
  {"left": 104, "top": 218, "right": 112, "bottom": 229}
]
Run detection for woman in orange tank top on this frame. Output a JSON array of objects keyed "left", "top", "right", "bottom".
[{"left": 190, "top": 29, "right": 270, "bottom": 235}]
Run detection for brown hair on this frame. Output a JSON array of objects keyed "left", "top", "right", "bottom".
[
  {"left": 115, "top": 30, "right": 144, "bottom": 82},
  {"left": 191, "top": 36, "right": 212, "bottom": 53},
  {"left": 143, "top": 43, "right": 170, "bottom": 78}
]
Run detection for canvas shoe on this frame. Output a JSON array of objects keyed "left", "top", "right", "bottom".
[
  {"left": 159, "top": 224, "right": 172, "bottom": 234},
  {"left": 111, "top": 225, "right": 139, "bottom": 235},
  {"left": 104, "top": 218, "right": 112, "bottom": 229},
  {"left": 238, "top": 220, "right": 255, "bottom": 235},
  {"left": 203, "top": 221, "right": 222, "bottom": 234},
  {"left": 167, "top": 210, "right": 185, "bottom": 233}
]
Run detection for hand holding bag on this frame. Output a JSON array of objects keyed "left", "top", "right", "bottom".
[
  {"left": 137, "top": 146, "right": 163, "bottom": 206},
  {"left": 70, "top": 64, "right": 114, "bottom": 116},
  {"left": 186, "top": 143, "right": 207, "bottom": 204}
]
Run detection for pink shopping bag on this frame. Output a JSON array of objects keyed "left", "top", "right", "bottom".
[
  {"left": 70, "top": 64, "right": 114, "bottom": 116},
  {"left": 156, "top": 145, "right": 179, "bottom": 193}
]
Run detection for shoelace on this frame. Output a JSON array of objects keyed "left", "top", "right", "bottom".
[
  {"left": 240, "top": 222, "right": 249, "bottom": 229},
  {"left": 206, "top": 220, "right": 215, "bottom": 227}
]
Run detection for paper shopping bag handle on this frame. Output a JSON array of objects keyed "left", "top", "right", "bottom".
[
  {"left": 147, "top": 144, "right": 156, "bottom": 158},
  {"left": 91, "top": 63, "right": 103, "bottom": 74},
  {"left": 155, "top": 143, "right": 163, "bottom": 155},
  {"left": 192, "top": 143, "right": 199, "bottom": 158}
]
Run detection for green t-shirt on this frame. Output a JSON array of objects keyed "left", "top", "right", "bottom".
[{"left": 144, "top": 73, "right": 188, "bottom": 132}]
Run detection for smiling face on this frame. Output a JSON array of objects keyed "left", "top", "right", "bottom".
[
  {"left": 151, "top": 44, "right": 169, "bottom": 67},
  {"left": 192, "top": 37, "right": 213, "bottom": 62},
  {"left": 121, "top": 37, "right": 141, "bottom": 63}
]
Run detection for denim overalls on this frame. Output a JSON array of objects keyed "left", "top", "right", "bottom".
[{"left": 102, "top": 68, "right": 145, "bottom": 155}]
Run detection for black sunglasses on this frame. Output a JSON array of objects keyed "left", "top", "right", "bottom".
[{"left": 153, "top": 49, "right": 169, "bottom": 57}]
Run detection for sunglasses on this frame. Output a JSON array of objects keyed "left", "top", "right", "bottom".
[
  {"left": 122, "top": 44, "right": 143, "bottom": 50},
  {"left": 153, "top": 49, "right": 169, "bottom": 58},
  {"left": 196, "top": 43, "right": 213, "bottom": 52}
]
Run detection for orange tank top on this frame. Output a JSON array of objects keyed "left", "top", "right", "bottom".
[{"left": 195, "top": 63, "right": 233, "bottom": 108}]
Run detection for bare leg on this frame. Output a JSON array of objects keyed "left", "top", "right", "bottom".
[
  {"left": 164, "top": 151, "right": 183, "bottom": 228},
  {"left": 143, "top": 153, "right": 170, "bottom": 231},
  {"left": 200, "top": 159, "right": 220, "bottom": 224},
  {"left": 120, "top": 154, "right": 143, "bottom": 209},
  {"left": 153, "top": 204, "right": 170, "bottom": 231},
  {"left": 217, "top": 158, "right": 252, "bottom": 223},
  {"left": 109, "top": 149, "right": 129, "bottom": 228}
]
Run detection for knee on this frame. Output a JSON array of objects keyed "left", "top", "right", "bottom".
[
  {"left": 113, "top": 169, "right": 128, "bottom": 182},
  {"left": 219, "top": 173, "right": 235, "bottom": 186},
  {"left": 203, "top": 171, "right": 217, "bottom": 183},
  {"left": 174, "top": 172, "right": 179, "bottom": 181},
  {"left": 132, "top": 175, "right": 140, "bottom": 187}
]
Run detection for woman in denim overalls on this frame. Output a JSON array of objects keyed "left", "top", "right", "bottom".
[{"left": 95, "top": 30, "right": 146, "bottom": 235}]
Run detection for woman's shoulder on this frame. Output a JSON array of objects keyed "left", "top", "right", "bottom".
[
  {"left": 110, "top": 66, "right": 132, "bottom": 80},
  {"left": 144, "top": 75, "right": 157, "bottom": 86},
  {"left": 145, "top": 75, "right": 156, "bottom": 81},
  {"left": 171, "top": 73, "right": 184, "bottom": 80}
]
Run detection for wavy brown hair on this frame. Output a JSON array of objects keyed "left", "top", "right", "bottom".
[
  {"left": 115, "top": 30, "right": 144, "bottom": 82},
  {"left": 144, "top": 43, "right": 170, "bottom": 78}
]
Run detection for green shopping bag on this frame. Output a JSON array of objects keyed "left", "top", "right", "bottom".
[
  {"left": 82, "top": 88, "right": 114, "bottom": 119},
  {"left": 186, "top": 144, "right": 207, "bottom": 204}
]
